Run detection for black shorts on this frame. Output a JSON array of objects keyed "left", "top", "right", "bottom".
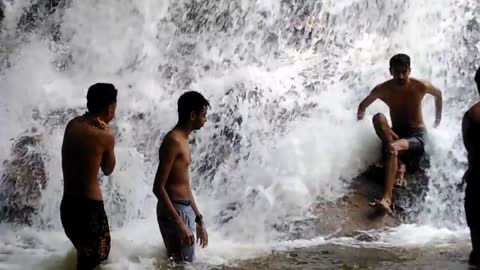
[
  {"left": 60, "top": 196, "right": 111, "bottom": 265},
  {"left": 393, "top": 127, "right": 426, "bottom": 156}
]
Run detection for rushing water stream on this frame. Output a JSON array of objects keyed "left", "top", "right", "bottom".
[{"left": 0, "top": 0, "right": 479, "bottom": 269}]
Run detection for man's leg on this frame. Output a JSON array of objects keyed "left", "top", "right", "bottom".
[
  {"left": 469, "top": 228, "right": 480, "bottom": 267},
  {"left": 372, "top": 113, "right": 399, "bottom": 143},
  {"left": 381, "top": 139, "right": 409, "bottom": 208},
  {"left": 395, "top": 161, "right": 407, "bottom": 187},
  {"left": 371, "top": 113, "right": 409, "bottom": 214}
]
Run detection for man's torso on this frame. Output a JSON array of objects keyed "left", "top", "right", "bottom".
[
  {"left": 378, "top": 78, "right": 427, "bottom": 130},
  {"left": 165, "top": 130, "right": 192, "bottom": 201}
]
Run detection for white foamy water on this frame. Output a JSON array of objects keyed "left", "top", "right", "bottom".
[{"left": 0, "top": 0, "right": 479, "bottom": 269}]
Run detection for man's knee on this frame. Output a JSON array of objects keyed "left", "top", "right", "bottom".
[
  {"left": 372, "top": 113, "right": 387, "bottom": 126},
  {"left": 372, "top": 113, "right": 387, "bottom": 123}
]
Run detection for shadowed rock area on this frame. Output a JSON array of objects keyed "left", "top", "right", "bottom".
[{"left": 0, "top": 134, "right": 47, "bottom": 225}]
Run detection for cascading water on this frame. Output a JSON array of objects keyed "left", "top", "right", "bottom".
[{"left": 0, "top": 0, "right": 479, "bottom": 269}]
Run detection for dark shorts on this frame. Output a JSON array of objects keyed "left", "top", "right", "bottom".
[
  {"left": 465, "top": 180, "right": 480, "bottom": 265},
  {"left": 60, "top": 196, "right": 111, "bottom": 267},
  {"left": 393, "top": 127, "right": 426, "bottom": 155},
  {"left": 466, "top": 181, "right": 480, "bottom": 228},
  {"left": 157, "top": 200, "right": 196, "bottom": 262}
]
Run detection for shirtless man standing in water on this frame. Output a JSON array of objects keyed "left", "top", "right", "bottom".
[
  {"left": 61, "top": 83, "right": 117, "bottom": 269},
  {"left": 357, "top": 54, "right": 443, "bottom": 215},
  {"left": 153, "top": 91, "right": 209, "bottom": 262},
  {"left": 462, "top": 67, "right": 480, "bottom": 267}
]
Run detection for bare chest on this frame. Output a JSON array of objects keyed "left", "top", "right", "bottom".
[{"left": 381, "top": 90, "right": 423, "bottom": 112}]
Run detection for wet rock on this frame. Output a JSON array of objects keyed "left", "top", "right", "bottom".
[
  {"left": 309, "top": 159, "right": 430, "bottom": 239},
  {"left": 0, "top": 1, "right": 4, "bottom": 25},
  {"left": 0, "top": 134, "right": 46, "bottom": 225},
  {"left": 17, "top": 0, "right": 64, "bottom": 32}
]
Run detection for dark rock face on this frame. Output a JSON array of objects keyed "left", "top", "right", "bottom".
[{"left": 0, "top": 134, "right": 47, "bottom": 225}]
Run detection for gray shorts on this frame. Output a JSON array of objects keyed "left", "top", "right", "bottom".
[
  {"left": 157, "top": 200, "right": 196, "bottom": 262},
  {"left": 393, "top": 127, "right": 426, "bottom": 155}
]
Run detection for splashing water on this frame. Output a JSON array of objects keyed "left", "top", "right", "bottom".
[{"left": 0, "top": 0, "right": 479, "bottom": 268}]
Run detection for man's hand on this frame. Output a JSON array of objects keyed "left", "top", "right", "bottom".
[
  {"left": 179, "top": 222, "right": 195, "bottom": 246},
  {"left": 433, "top": 118, "right": 441, "bottom": 128},
  {"left": 196, "top": 224, "right": 208, "bottom": 248},
  {"left": 357, "top": 111, "right": 365, "bottom": 120}
]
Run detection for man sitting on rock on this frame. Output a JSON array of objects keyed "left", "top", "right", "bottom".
[{"left": 357, "top": 54, "right": 442, "bottom": 215}]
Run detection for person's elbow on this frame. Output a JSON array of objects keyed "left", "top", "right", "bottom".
[
  {"left": 101, "top": 160, "right": 116, "bottom": 175},
  {"left": 152, "top": 181, "right": 165, "bottom": 200},
  {"left": 152, "top": 183, "right": 159, "bottom": 198},
  {"left": 101, "top": 166, "right": 114, "bottom": 176}
]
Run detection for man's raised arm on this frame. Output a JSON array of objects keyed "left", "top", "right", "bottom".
[
  {"left": 101, "top": 131, "right": 116, "bottom": 176},
  {"left": 357, "top": 87, "right": 381, "bottom": 120},
  {"left": 424, "top": 83, "right": 443, "bottom": 128}
]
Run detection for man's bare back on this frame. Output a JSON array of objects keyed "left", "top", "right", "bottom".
[
  {"left": 62, "top": 115, "right": 115, "bottom": 200},
  {"left": 463, "top": 103, "right": 480, "bottom": 178},
  {"left": 60, "top": 83, "right": 117, "bottom": 269}
]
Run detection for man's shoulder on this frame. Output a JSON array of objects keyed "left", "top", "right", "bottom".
[
  {"left": 410, "top": 78, "right": 433, "bottom": 90},
  {"left": 67, "top": 116, "right": 113, "bottom": 141},
  {"left": 371, "top": 80, "right": 392, "bottom": 95},
  {"left": 163, "top": 129, "right": 184, "bottom": 146},
  {"left": 66, "top": 116, "right": 82, "bottom": 127},
  {"left": 468, "top": 103, "right": 480, "bottom": 123},
  {"left": 64, "top": 116, "right": 85, "bottom": 135},
  {"left": 376, "top": 79, "right": 397, "bottom": 89}
]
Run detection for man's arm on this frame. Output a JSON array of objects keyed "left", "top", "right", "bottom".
[
  {"left": 357, "top": 86, "right": 382, "bottom": 120},
  {"left": 189, "top": 190, "right": 203, "bottom": 225},
  {"left": 189, "top": 188, "right": 208, "bottom": 247},
  {"left": 463, "top": 111, "right": 474, "bottom": 169},
  {"left": 462, "top": 110, "right": 476, "bottom": 183},
  {"left": 101, "top": 131, "right": 116, "bottom": 175},
  {"left": 424, "top": 83, "right": 443, "bottom": 128}
]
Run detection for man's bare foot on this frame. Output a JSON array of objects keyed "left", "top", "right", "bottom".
[
  {"left": 395, "top": 163, "right": 407, "bottom": 187},
  {"left": 369, "top": 198, "right": 393, "bottom": 216}
]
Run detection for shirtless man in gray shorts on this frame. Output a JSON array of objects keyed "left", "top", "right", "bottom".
[{"left": 153, "top": 91, "right": 210, "bottom": 262}]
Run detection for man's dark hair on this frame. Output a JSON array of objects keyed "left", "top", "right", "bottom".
[
  {"left": 87, "top": 83, "right": 118, "bottom": 114},
  {"left": 390, "top": 54, "right": 411, "bottom": 68},
  {"left": 177, "top": 91, "right": 210, "bottom": 121}
]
